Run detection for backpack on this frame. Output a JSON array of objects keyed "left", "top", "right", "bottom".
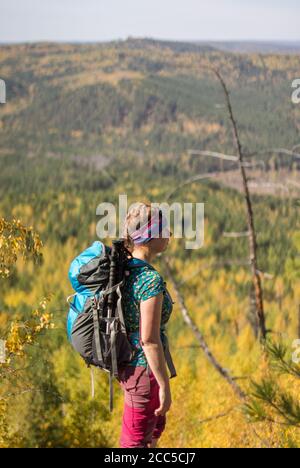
[{"left": 66, "top": 239, "right": 177, "bottom": 412}]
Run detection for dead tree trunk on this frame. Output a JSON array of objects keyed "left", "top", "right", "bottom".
[
  {"left": 211, "top": 68, "right": 267, "bottom": 341},
  {"left": 162, "top": 256, "right": 246, "bottom": 400}
]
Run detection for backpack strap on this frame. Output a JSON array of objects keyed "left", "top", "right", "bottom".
[
  {"left": 66, "top": 293, "right": 80, "bottom": 315},
  {"left": 90, "top": 367, "right": 95, "bottom": 399},
  {"left": 92, "top": 298, "right": 103, "bottom": 364},
  {"left": 109, "top": 372, "right": 114, "bottom": 413},
  {"left": 115, "top": 283, "right": 126, "bottom": 334},
  {"left": 108, "top": 283, "right": 125, "bottom": 412},
  {"left": 110, "top": 318, "right": 118, "bottom": 378},
  {"left": 109, "top": 318, "right": 118, "bottom": 412},
  {"left": 101, "top": 278, "right": 125, "bottom": 298}
]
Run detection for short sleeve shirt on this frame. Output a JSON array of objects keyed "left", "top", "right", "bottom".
[{"left": 122, "top": 257, "right": 174, "bottom": 367}]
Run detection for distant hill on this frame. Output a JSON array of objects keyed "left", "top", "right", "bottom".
[
  {"left": 120, "top": 37, "right": 216, "bottom": 53},
  {"left": 197, "top": 41, "right": 300, "bottom": 55},
  {"left": 0, "top": 37, "right": 299, "bottom": 186},
  {"left": 127, "top": 38, "right": 300, "bottom": 55}
]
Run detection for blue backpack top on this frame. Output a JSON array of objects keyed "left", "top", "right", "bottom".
[{"left": 67, "top": 241, "right": 110, "bottom": 340}]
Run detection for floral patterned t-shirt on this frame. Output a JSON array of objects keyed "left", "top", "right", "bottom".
[{"left": 122, "top": 257, "right": 174, "bottom": 367}]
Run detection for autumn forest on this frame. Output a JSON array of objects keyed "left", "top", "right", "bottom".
[{"left": 0, "top": 38, "right": 300, "bottom": 448}]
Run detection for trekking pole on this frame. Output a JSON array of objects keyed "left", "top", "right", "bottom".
[
  {"left": 107, "top": 239, "right": 124, "bottom": 412},
  {"left": 107, "top": 239, "right": 124, "bottom": 332}
]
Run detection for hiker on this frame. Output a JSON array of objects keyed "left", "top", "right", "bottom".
[{"left": 117, "top": 202, "right": 176, "bottom": 449}]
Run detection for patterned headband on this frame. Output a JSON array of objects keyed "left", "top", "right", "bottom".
[{"left": 130, "top": 209, "right": 169, "bottom": 245}]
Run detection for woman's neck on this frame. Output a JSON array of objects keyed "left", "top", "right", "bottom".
[{"left": 131, "top": 247, "right": 155, "bottom": 264}]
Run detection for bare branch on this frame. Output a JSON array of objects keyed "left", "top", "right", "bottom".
[
  {"left": 208, "top": 66, "right": 267, "bottom": 341},
  {"left": 223, "top": 232, "right": 250, "bottom": 238},
  {"left": 198, "top": 406, "right": 236, "bottom": 424},
  {"left": 246, "top": 147, "right": 300, "bottom": 160},
  {"left": 251, "top": 427, "right": 273, "bottom": 449},
  {"left": 188, "top": 150, "right": 268, "bottom": 172},
  {"left": 166, "top": 172, "right": 218, "bottom": 201},
  {"left": 256, "top": 270, "right": 274, "bottom": 280},
  {"left": 187, "top": 149, "right": 239, "bottom": 162}
]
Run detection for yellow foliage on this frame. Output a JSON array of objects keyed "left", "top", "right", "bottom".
[
  {"left": 0, "top": 217, "right": 43, "bottom": 278},
  {"left": 4, "top": 296, "right": 54, "bottom": 361}
]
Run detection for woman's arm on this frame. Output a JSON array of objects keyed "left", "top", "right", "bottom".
[{"left": 140, "top": 292, "right": 172, "bottom": 416}]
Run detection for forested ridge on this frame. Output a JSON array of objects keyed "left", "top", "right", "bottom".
[{"left": 0, "top": 38, "right": 299, "bottom": 448}]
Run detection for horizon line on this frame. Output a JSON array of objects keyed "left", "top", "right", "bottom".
[{"left": 1, "top": 37, "right": 300, "bottom": 46}]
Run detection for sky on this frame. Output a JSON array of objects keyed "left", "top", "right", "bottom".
[{"left": 0, "top": 0, "right": 300, "bottom": 43}]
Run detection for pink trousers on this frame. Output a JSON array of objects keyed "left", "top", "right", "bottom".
[{"left": 117, "top": 365, "right": 166, "bottom": 448}]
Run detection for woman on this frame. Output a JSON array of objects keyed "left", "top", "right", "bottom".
[{"left": 117, "top": 202, "right": 176, "bottom": 449}]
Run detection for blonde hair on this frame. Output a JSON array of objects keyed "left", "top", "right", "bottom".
[{"left": 122, "top": 202, "right": 153, "bottom": 251}]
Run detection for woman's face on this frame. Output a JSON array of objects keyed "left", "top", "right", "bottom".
[{"left": 150, "top": 228, "right": 172, "bottom": 253}]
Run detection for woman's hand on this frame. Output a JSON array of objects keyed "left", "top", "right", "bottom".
[{"left": 154, "top": 386, "right": 172, "bottom": 416}]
